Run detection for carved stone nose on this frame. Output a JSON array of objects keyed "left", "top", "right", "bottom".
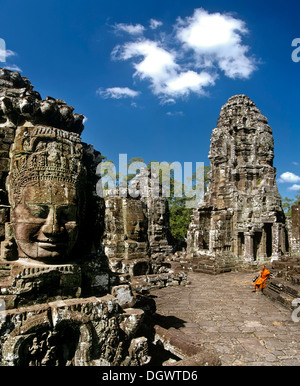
[{"left": 41, "top": 207, "right": 63, "bottom": 236}]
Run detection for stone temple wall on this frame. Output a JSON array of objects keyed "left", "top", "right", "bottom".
[{"left": 187, "top": 95, "right": 288, "bottom": 271}]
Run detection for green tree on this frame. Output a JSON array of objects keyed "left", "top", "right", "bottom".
[
  {"left": 127, "top": 157, "right": 145, "bottom": 183},
  {"left": 167, "top": 165, "right": 210, "bottom": 241},
  {"left": 282, "top": 191, "right": 300, "bottom": 216}
]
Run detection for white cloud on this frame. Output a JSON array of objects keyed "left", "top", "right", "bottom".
[
  {"left": 116, "top": 40, "right": 178, "bottom": 78},
  {"left": 176, "top": 9, "right": 246, "bottom": 49},
  {"left": 175, "top": 8, "right": 256, "bottom": 79},
  {"left": 160, "top": 98, "right": 176, "bottom": 105},
  {"left": 114, "top": 23, "right": 145, "bottom": 35},
  {"left": 107, "top": 8, "right": 257, "bottom": 102},
  {"left": 113, "top": 39, "right": 215, "bottom": 98},
  {"left": 0, "top": 45, "right": 21, "bottom": 72},
  {"left": 166, "top": 111, "right": 184, "bottom": 116},
  {"left": 292, "top": 161, "right": 299, "bottom": 166},
  {"left": 278, "top": 172, "right": 300, "bottom": 184},
  {"left": 166, "top": 70, "right": 215, "bottom": 96},
  {"left": 5, "top": 49, "right": 17, "bottom": 58},
  {"left": 0, "top": 48, "right": 17, "bottom": 60},
  {"left": 97, "top": 87, "right": 140, "bottom": 99},
  {"left": 114, "top": 39, "right": 179, "bottom": 95},
  {"left": 149, "top": 19, "right": 163, "bottom": 29},
  {"left": 288, "top": 184, "right": 300, "bottom": 191},
  {"left": 3, "top": 64, "right": 22, "bottom": 72}
]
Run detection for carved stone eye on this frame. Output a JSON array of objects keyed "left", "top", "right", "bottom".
[{"left": 26, "top": 204, "right": 49, "bottom": 219}]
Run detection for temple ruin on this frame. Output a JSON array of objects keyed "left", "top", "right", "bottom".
[
  {"left": 0, "top": 68, "right": 299, "bottom": 367},
  {"left": 0, "top": 68, "right": 211, "bottom": 366},
  {"left": 187, "top": 95, "right": 288, "bottom": 273},
  {"left": 0, "top": 68, "right": 151, "bottom": 366},
  {"left": 103, "top": 167, "right": 174, "bottom": 276}
]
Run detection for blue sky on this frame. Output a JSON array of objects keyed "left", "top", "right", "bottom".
[{"left": 1, "top": 0, "right": 300, "bottom": 199}]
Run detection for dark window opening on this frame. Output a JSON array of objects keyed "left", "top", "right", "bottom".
[
  {"left": 238, "top": 232, "right": 244, "bottom": 256},
  {"left": 264, "top": 223, "right": 273, "bottom": 257},
  {"left": 253, "top": 232, "right": 262, "bottom": 261}
]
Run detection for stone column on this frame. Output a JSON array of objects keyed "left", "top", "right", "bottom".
[
  {"left": 271, "top": 223, "right": 280, "bottom": 261},
  {"left": 280, "top": 225, "right": 287, "bottom": 255},
  {"left": 260, "top": 227, "right": 267, "bottom": 259},
  {"left": 244, "top": 233, "right": 254, "bottom": 263}
]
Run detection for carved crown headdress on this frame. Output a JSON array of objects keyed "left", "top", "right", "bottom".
[{"left": 7, "top": 125, "right": 86, "bottom": 205}]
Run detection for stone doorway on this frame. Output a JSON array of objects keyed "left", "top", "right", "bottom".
[
  {"left": 253, "top": 232, "right": 262, "bottom": 261},
  {"left": 238, "top": 232, "right": 245, "bottom": 257},
  {"left": 264, "top": 223, "right": 273, "bottom": 258}
]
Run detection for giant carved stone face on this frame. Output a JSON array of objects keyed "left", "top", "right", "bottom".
[
  {"left": 124, "top": 201, "right": 147, "bottom": 242},
  {"left": 7, "top": 125, "right": 85, "bottom": 263},
  {"left": 11, "top": 181, "right": 80, "bottom": 262}
]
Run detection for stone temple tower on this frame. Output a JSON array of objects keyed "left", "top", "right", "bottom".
[{"left": 187, "top": 95, "right": 288, "bottom": 272}]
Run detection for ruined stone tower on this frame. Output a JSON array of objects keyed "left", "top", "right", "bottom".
[
  {"left": 187, "top": 95, "right": 287, "bottom": 272},
  {"left": 103, "top": 167, "right": 174, "bottom": 276}
]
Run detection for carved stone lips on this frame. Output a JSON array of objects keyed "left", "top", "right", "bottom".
[{"left": 38, "top": 241, "right": 66, "bottom": 250}]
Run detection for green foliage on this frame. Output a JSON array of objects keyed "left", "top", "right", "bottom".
[
  {"left": 128, "top": 157, "right": 145, "bottom": 165},
  {"left": 148, "top": 161, "right": 211, "bottom": 241},
  {"left": 168, "top": 197, "right": 193, "bottom": 240},
  {"left": 167, "top": 164, "right": 211, "bottom": 241},
  {"left": 282, "top": 192, "right": 300, "bottom": 216}
]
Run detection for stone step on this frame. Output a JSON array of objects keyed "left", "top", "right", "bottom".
[
  {"left": 266, "top": 277, "right": 300, "bottom": 309},
  {"left": 270, "top": 278, "right": 300, "bottom": 294},
  {"left": 272, "top": 259, "right": 300, "bottom": 271},
  {"left": 193, "top": 268, "right": 217, "bottom": 275},
  {"left": 272, "top": 261, "right": 291, "bottom": 270},
  {"left": 265, "top": 286, "right": 295, "bottom": 309},
  {"left": 192, "top": 261, "right": 233, "bottom": 275}
]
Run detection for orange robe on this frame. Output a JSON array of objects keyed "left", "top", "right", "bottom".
[{"left": 255, "top": 268, "right": 270, "bottom": 289}]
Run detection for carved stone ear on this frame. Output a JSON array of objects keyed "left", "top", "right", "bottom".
[{"left": 1, "top": 222, "right": 18, "bottom": 260}]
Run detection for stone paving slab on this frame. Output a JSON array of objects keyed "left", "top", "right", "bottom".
[{"left": 151, "top": 271, "right": 300, "bottom": 366}]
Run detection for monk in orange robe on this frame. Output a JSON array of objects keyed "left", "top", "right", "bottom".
[{"left": 253, "top": 265, "right": 270, "bottom": 293}]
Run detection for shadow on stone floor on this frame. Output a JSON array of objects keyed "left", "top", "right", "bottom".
[{"left": 152, "top": 313, "right": 187, "bottom": 330}]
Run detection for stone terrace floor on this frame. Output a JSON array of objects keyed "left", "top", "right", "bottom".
[{"left": 151, "top": 271, "right": 300, "bottom": 366}]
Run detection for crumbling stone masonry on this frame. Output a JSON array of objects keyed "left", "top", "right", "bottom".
[
  {"left": 264, "top": 204, "right": 300, "bottom": 309},
  {"left": 0, "top": 69, "right": 203, "bottom": 366},
  {"left": 187, "top": 95, "right": 288, "bottom": 273},
  {"left": 103, "top": 167, "right": 174, "bottom": 277}
]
